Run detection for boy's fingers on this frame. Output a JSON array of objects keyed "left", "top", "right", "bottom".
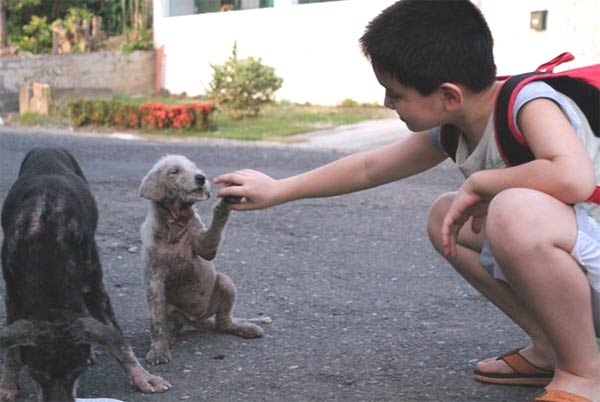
[
  {"left": 214, "top": 173, "right": 239, "bottom": 185},
  {"left": 441, "top": 214, "right": 461, "bottom": 258},
  {"left": 215, "top": 169, "right": 258, "bottom": 185},
  {"left": 227, "top": 200, "right": 255, "bottom": 211},
  {"left": 218, "top": 185, "right": 245, "bottom": 198}
]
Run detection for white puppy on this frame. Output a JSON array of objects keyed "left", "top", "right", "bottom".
[{"left": 139, "top": 155, "right": 264, "bottom": 365}]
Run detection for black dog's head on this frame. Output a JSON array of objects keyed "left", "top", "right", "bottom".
[
  {"left": 24, "top": 335, "right": 91, "bottom": 401},
  {"left": 0, "top": 318, "right": 124, "bottom": 402}
]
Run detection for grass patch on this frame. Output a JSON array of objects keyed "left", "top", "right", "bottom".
[
  {"left": 163, "top": 104, "right": 395, "bottom": 141},
  {"left": 9, "top": 112, "right": 70, "bottom": 127}
]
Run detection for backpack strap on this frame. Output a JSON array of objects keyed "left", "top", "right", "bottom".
[
  {"left": 495, "top": 53, "right": 600, "bottom": 167},
  {"left": 439, "top": 53, "right": 589, "bottom": 164},
  {"left": 496, "top": 53, "right": 600, "bottom": 203},
  {"left": 439, "top": 124, "right": 460, "bottom": 162},
  {"left": 494, "top": 72, "right": 539, "bottom": 166}
]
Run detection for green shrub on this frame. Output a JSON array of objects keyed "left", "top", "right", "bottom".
[
  {"left": 339, "top": 98, "right": 359, "bottom": 108},
  {"left": 17, "top": 15, "right": 53, "bottom": 54},
  {"left": 120, "top": 27, "right": 154, "bottom": 54},
  {"left": 111, "top": 103, "right": 140, "bottom": 129},
  {"left": 206, "top": 43, "right": 283, "bottom": 119},
  {"left": 67, "top": 100, "right": 88, "bottom": 127},
  {"left": 51, "top": 7, "right": 96, "bottom": 53},
  {"left": 88, "top": 100, "right": 112, "bottom": 125}
]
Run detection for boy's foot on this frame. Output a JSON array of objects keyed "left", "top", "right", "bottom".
[
  {"left": 534, "top": 389, "right": 591, "bottom": 402},
  {"left": 473, "top": 347, "right": 554, "bottom": 386}
]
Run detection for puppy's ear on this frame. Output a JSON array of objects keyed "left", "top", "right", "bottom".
[{"left": 139, "top": 170, "right": 165, "bottom": 202}]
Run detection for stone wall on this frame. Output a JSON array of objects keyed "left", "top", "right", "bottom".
[{"left": 0, "top": 50, "right": 155, "bottom": 112}]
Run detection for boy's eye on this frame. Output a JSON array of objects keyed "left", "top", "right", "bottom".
[{"left": 386, "top": 90, "right": 401, "bottom": 100}]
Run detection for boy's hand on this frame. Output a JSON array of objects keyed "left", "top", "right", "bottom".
[
  {"left": 441, "top": 183, "right": 487, "bottom": 258},
  {"left": 214, "top": 169, "right": 281, "bottom": 211}
]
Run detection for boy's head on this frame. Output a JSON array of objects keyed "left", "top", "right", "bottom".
[{"left": 360, "top": 0, "right": 496, "bottom": 96}]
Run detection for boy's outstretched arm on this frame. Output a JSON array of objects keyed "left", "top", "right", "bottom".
[
  {"left": 215, "top": 130, "right": 447, "bottom": 211},
  {"left": 442, "top": 98, "right": 597, "bottom": 257}
]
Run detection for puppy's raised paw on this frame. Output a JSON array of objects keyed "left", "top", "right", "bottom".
[{"left": 223, "top": 195, "right": 243, "bottom": 205}]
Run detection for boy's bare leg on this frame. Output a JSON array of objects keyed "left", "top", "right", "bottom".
[
  {"left": 428, "top": 192, "right": 555, "bottom": 374},
  {"left": 486, "top": 188, "right": 600, "bottom": 399}
]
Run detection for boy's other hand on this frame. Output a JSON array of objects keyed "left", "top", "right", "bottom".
[
  {"left": 214, "top": 169, "right": 281, "bottom": 211},
  {"left": 441, "top": 186, "right": 486, "bottom": 258}
]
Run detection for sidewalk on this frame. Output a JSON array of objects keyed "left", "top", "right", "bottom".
[{"left": 283, "top": 118, "right": 409, "bottom": 152}]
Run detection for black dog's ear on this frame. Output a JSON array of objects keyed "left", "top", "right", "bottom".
[{"left": 139, "top": 170, "right": 165, "bottom": 202}]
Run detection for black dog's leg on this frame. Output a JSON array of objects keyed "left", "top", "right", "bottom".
[
  {"left": 0, "top": 349, "right": 21, "bottom": 402},
  {"left": 0, "top": 291, "right": 22, "bottom": 402},
  {"left": 83, "top": 248, "right": 171, "bottom": 393}
]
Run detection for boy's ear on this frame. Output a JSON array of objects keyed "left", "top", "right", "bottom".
[{"left": 439, "top": 83, "right": 463, "bottom": 111}]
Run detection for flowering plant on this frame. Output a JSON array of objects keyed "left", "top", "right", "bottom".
[{"left": 68, "top": 100, "right": 214, "bottom": 131}]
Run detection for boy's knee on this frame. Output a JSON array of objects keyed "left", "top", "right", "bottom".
[{"left": 487, "top": 188, "right": 539, "bottom": 247}]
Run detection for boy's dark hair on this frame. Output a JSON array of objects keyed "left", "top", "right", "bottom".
[{"left": 360, "top": 0, "right": 496, "bottom": 95}]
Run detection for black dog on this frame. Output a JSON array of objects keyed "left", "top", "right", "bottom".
[{"left": 0, "top": 147, "right": 171, "bottom": 402}]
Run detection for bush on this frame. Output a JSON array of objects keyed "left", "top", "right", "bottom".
[
  {"left": 67, "top": 99, "right": 213, "bottom": 131},
  {"left": 339, "top": 98, "right": 359, "bottom": 108},
  {"left": 111, "top": 103, "right": 140, "bottom": 129},
  {"left": 139, "top": 102, "right": 213, "bottom": 130},
  {"left": 206, "top": 43, "right": 283, "bottom": 119},
  {"left": 67, "top": 100, "right": 89, "bottom": 126},
  {"left": 17, "top": 15, "right": 53, "bottom": 54}
]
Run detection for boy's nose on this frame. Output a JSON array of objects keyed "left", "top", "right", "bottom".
[{"left": 383, "top": 96, "right": 395, "bottom": 110}]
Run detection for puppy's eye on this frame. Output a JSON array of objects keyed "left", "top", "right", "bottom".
[{"left": 170, "top": 168, "right": 180, "bottom": 175}]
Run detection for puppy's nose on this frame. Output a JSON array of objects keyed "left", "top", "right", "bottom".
[{"left": 195, "top": 174, "right": 206, "bottom": 186}]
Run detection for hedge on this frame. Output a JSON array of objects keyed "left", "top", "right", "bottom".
[{"left": 67, "top": 99, "right": 214, "bottom": 131}]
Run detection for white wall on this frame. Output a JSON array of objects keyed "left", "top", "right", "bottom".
[
  {"left": 479, "top": 0, "right": 600, "bottom": 75},
  {"left": 153, "top": 0, "right": 600, "bottom": 105}
]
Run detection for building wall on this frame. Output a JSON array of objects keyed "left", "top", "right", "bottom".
[
  {"left": 154, "top": 0, "right": 600, "bottom": 105},
  {"left": 0, "top": 50, "right": 155, "bottom": 112}
]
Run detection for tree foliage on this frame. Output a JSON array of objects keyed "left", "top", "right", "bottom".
[{"left": 1, "top": 0, "right": 153, "bottom": 53}]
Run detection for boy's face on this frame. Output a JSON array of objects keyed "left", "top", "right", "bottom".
[{"left": 373, "top": 65, "right": 445, "bottom": 132}]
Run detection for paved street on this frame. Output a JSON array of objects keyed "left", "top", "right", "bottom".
[{"left": 0, "top": 126, "right": 541, "bottom": 402}]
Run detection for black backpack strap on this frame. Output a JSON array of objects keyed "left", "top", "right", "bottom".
[
  {"left": 440, "top": 124, "right": 460, "bottom": 162},
  {"left": 494, "top": 73, "right": 538, "bottom": 166}
]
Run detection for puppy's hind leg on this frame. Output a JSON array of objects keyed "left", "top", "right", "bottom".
[
  {"left": 213, "top": 273, "right": 263, "bottom": 338},
  {"left": 166, "top": 305, "right": 186, "bottom": 344}
]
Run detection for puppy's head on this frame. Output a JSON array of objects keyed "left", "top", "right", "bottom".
[{"left": 139, "top": 155, "right": 210, "bottom": 204}]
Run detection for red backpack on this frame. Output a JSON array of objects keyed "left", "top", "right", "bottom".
[{"left": 440, "top": 52, "right": 600, "bottom": 201}]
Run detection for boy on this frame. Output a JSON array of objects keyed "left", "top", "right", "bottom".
[{"left": 215, "top": 1, "right": 600, "bottom": 401}]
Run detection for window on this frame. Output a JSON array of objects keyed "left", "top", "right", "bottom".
[{"left": 186, "top": 0, "right": 341, "bottom": 15}]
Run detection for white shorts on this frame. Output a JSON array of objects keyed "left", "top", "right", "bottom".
[{"left": 480, "top": 205, "right": 600, "bottom": 335}]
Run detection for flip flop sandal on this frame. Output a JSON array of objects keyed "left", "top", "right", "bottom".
[
  {"left": 534, "top": 389, "right": 592, "bottom": 402},
  {"left": 473, "top": 348, "right": 554, "bottom": 386}
]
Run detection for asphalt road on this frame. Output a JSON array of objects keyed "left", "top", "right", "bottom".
[{"left": 0, "top": 127, "right": 541, "bottom": 402}]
